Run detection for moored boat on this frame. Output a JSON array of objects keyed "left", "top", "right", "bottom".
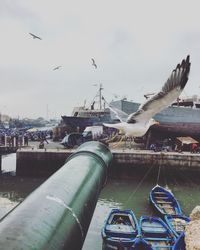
[
  {"left": 139, "top": 216, "right": 176, "bottom": 249},
  {"left": 164, "top": 215, "right": 190, "bottom": 238},
  {"left": 172, "top": 232, "right": 186, "bottom": 250},
  {"left": 101, "top": 208, "right": 139, "bottom": 250},
  {"left": 149, "top": 185, "right": 182, "bottom": 216}
]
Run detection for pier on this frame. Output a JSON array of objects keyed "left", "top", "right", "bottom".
[{"left": 16, "top": 147, "right": 200, "bottom": 176}]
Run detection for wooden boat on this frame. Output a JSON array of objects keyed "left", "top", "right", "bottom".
[
  {"left": 165, "top": 215, "right": 190, "bottom": 238},
  {"left": 139, "top": 216, "right": 176, "bottom": 249},
  {"left": 172, "top": 232, "right": 186, "bottom": 250},
  {"left": 101, "top": 208, "right": 139, "bottom": 250},
  {"left": 149, "top": 185, "right": 182, "bottom": 216}
]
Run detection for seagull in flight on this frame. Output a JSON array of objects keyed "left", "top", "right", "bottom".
[
  {"left": 29, "top": 33, "right": 42, "bottom": 40},
  {"left": 53, "top": 66, "right": 62, "bottom": 70},
  {"left": 91, "top": 58, "right": 97, "bottom": 69},
  {"left": 103, "top": 55, "right": 191, "bottom": 138}
]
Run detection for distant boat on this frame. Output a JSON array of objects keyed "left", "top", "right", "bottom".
[
  {"left": 164, "top": 214, "right": 190, "bottom": 238},
  {"left": 139, "top": 216, "right": 176, "bottom": 249},
  {"left": 101, "top": 208, "right": 139, "bottom": 250},
  {"left": 149, "top": 185, "right": 182, "bottom": 216}
]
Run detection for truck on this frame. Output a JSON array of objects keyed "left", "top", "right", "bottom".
[{"left": 82, "top": 126, "right": 103, "bottom": 141}]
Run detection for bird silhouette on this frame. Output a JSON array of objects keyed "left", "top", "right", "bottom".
[
  {"left": 29, "top": 33, "right": 42, "bottom": 40},
  {"left": 91, "top": 58, "right": 97, "bottom": 69},
  {"left": 53, "top": 66, "right": 62, "bottom": 70},
  {"left": 104, "top": 55, "right": 191, "bottom": 138}
]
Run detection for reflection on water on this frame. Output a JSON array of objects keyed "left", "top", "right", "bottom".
[{"left": 1, "top": 155, "right": 200, "bottom": 250}]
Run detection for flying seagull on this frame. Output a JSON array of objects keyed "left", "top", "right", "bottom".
[
  {"left": 53, "top": 66, "right": 62, "bottom": 70},
  {"left": 29, "top": 33, "right": 42, "bottom": 40},
  {"left": 91, "top": 58, "right": 97, "bottom": 69},
  {"left": 103, "top": 55, "right": 191, "bottom": 138}
]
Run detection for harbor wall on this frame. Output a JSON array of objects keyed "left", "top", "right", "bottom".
[{"left": 16, "top": 148, "right": 200, "bottom": 176}]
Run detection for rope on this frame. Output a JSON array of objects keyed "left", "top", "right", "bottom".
[
  {"left": 105, "top": 132, "right": 119, "bottom": 143},
  {"left": 111, "top": 135, "right": 125, "bottom": 149},
  {"left": 125, "top": 164, "right": 154, "bottom": 206},
  {"left": 156, "top": 165, "right": 161, "bottom": 185}
]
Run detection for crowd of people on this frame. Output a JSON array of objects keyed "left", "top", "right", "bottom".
[{"left": 0, "top": 128, "right": 53, "bottom": 147}]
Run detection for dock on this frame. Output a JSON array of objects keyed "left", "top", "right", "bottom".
[{"left": 16, "top": 147, "right": 200, "bottom": 176}]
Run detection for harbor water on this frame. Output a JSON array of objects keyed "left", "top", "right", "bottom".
[{"left": 1, "top": 154, "right": 200, "bottom": 249}]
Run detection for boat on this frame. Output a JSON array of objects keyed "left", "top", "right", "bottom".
[
  {"left": 61, "top": 84, "right": 114, "bottom": 133},
  {"left": 164, "top": 215, "right": 190, "bottom": 238},
  {"left": 110, "top": 97, "right": 200, "bottom": 139},
  {"left": 172, "top": 232, "right": 186, "bottom": 250},
  {"left": 149, "top": 185, "right": 182, "bottom": 216},
  {"left": 101, "top": 208, "right": 139, "bottom": 250},
  {"left": 139, "top": 216, "right": 176, "bottom": 249}
]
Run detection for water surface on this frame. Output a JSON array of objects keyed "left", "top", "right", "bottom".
[{"left": 1, "top": 155, "right": 200, "bottom": 249}]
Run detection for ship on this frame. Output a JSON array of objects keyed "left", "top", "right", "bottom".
[
  {"left": 110, "top": 95, "right": 200, "bottom": 142},
  {"left": 61, "top": 89, "right": 200, "bottom": 140},
  {"left": 61, "top": 84, "right": 114, "bottom": 133}
]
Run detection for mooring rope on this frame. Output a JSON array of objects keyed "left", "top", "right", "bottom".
[
  {"left": 111, "top": 135, "right": 125, "bottom": 149},
  {"left": 156, "top": 165, "right": 161, "bottom": 185},
  {"left": 125, "top": 164, "right": 154, "bottom": 206}
]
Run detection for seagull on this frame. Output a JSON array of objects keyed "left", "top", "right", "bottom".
[
  {"left": 103, "top": 55, "right": 191, "bottom": 138},
  {"left": 29, "top": 32, "right": 42, "bottom": 40},
  {"left": 53, "top": 66, "right": 62, "bottom": 70},
  {"left": 91, "top": 58, "right": 97, "bottom": 69}
]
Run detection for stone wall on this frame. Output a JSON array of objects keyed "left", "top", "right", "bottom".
[{"left": 185, "top": 206, "right": 200, "bottom": 249}]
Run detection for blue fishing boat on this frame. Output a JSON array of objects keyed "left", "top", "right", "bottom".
[
  {"left": 101, "top": 208, "right": 139, "bottom": 250},
  {"left": 165, "top": 215, "right": 190, "bottom": 238},
  {"left": 139, "top": 216, "right": 176, "bottom": 249},
  {"left": 172, "top": 232, "right": 186, "bottom": 250},
  {"left": 149, "top": 185, "right": 182, "bottom": 216}
]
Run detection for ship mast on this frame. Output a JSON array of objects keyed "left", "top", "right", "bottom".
[{"left": 99, "top": 83, "right": 103, "bottom": 110}]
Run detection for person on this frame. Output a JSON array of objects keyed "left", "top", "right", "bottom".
[
  {"left": 39, "top": 140, "right": 44, "bottom": 149},
  {"left": 191, "top": 143, "right": 197, "bottom": 153},
  {"left": 150, "top": 143, "right": 157, "bottom": 152}
]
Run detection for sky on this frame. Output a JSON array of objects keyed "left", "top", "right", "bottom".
[{"left": 1, "top": 0, "right": 200, "bottom": 119}]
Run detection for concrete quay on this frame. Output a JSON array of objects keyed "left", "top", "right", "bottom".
[{"left": 16, "top": 147, "right": 200, "bottom": 176}]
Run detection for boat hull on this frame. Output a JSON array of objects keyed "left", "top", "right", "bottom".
[
  {"left": 165, "top": 215, "right": 190, "bottom": 238},
  {"left": 172, "top": 232, "right": 186, "bottom": 250},
  {"left": 139, "top": 216, "right": 176, "bottom": 249},
  {"left": 111, "top": 100, "right": 200, "bottom": 136},
  {"left": 149, "top": 185, "right": 182, "bottom": 216},
  {"left": 101, "top": 209, "right": 139, "bottom": 250}
]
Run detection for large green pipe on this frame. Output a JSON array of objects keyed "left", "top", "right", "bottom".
[{"left": 0, "top": 141, "right": 113, "bottom": 250}]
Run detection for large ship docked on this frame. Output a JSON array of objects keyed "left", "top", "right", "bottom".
[
  {"left": 111, "top": 95, "right": 200, "bottom": 140},
  {"left": 61, "top": 92, "right": 200, "bottom": 139}
]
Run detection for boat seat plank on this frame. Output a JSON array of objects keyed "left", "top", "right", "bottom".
[
  {"left": 156, "top": 201, "right": 173, "bottom": 204},
  {"left": 154, "top": 196, "right": 169, "bottom": 200},
  {"left": 153, "top": 191, "right": 167, "bottom": 194}
]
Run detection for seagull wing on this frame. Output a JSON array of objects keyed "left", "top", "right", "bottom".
[
  {"left": 91, "top": 58, "right": 97, "bottom": 68},
  {"left": 53, "top": 66, "right": 61, "bottom": 70},
  {"left": 127, "top": 55, "right": 191, "bottom": 124},
  {"left": 29, "top": 33, "right": 42, "bottom": 40},
  {"left": 108, "top": 105, "right": 129, "bottom": 122}
]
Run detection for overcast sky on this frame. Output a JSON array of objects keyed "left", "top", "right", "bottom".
[{"left": 0, "top": 0, "right": 200, "bottom": 119}]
